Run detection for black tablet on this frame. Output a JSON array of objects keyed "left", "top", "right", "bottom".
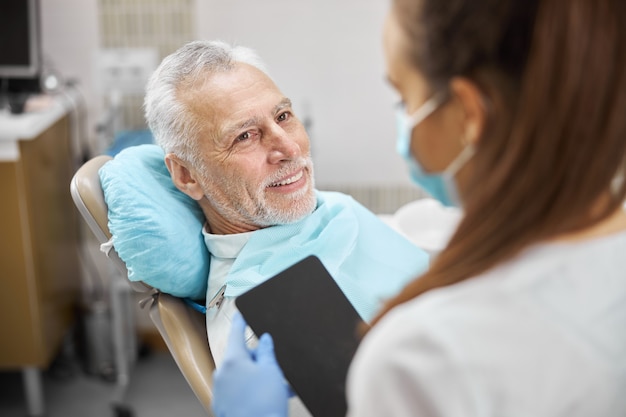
[{"left": 235, "top": 255, "right": 366, "bottom": 417}]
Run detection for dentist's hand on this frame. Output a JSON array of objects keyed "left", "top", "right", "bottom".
[{"left": 212, "top": 312, "right": 290, "bottom": 417}]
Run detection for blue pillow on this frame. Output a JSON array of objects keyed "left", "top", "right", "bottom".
[{"left": 99, "top": 144, "right": 208, "bottom": 300}]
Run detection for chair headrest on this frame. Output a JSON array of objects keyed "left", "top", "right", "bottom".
[{"left": 99, "top": 144, "right": 209, "bottom": 300}]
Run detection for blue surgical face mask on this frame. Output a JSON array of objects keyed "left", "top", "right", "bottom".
[{"left": 395, "top": 95, "right": 475, "bottom": 207}]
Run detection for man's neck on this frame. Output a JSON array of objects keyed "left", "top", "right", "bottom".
[{"left": 203, "top": 214, "right": 264, "bottom": 235}]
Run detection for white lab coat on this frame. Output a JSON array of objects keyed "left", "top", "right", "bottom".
[{"left": 346, "top": 229, "right": 626, "bottom": 417}]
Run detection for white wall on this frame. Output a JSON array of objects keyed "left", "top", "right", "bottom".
[
  {"left": 196, "top": 0, "right": 410, "bottom": 186},
  {"left": 40, "top": 0, "right": 101, "bottom": 154}
]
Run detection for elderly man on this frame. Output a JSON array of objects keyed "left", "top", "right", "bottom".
[{"left": 143, "top": 40, "right": 428, "bottom": 372}]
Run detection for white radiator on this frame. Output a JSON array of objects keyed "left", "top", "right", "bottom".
[{"left": 319, "top": 184, "right": 425, "bottom": 215}]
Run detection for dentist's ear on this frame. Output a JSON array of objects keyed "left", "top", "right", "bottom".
[
  {"left": 449, "top": 77, "right": 488, "bottom": 146},
  {"left": 165, "top": 153, "right": 205, "bottom": 201}
]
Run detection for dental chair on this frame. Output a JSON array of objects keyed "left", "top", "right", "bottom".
[{"left": 70, "top": 153, "right": 216, "bottom": 417}]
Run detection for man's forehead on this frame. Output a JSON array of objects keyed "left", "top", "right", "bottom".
[
  {"left": 205, "top": 63, "right": 275, "bottom": 95},
  {"left": 178, "top": 65, "right": 293, "bottom": 143},
  {"left": 180, "top": 64, "right": 274, "bottom": 104}
]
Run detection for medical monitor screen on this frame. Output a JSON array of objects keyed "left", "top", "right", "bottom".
[{"left": 0, "top": 0, "right": 41, "bottom": 78}]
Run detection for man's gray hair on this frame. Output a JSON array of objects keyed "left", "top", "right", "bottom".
[{"left": 144, "top": 40, "right": 269, "bottom": 166}]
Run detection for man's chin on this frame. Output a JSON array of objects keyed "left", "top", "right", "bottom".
[{"left": 256, "top": 190, "right": 317, "bottom": 226}]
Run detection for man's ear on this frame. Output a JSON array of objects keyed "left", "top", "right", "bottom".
[
  {"left": 164, "top": 153, "right": 205, "bottom": 201},
  {"left": 449, "top": 77, "right": 487, "bottom": 146}
]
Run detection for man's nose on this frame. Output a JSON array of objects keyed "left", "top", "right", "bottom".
[{"left": 266, "top": 126, "right": 301, "bottom": 163}]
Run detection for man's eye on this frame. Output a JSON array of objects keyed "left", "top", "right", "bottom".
[
  {"left": 236, "top": 131, "right": 251, "bottom": 141},
  {"left": 277, "top": 111, "right": 291, "bottom": 122}
]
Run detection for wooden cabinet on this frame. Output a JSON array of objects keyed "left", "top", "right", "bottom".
[{"left": 0, "top": 112, "right": 81, "bottom": 415}]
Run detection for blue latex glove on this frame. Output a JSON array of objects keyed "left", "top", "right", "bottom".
[{"left": 212, "top": 312, "right": 290, "bottom": 417}]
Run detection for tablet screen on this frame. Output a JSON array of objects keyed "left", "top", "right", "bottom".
[{"left": 235, "top": 255, "right": 366, "bottom": 417}]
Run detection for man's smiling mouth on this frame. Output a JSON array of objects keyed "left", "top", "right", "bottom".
[{"left": 268, "top": 170, "right": 304, "bottom": 187}]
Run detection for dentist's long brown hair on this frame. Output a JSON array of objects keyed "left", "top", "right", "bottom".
[{"left": 371, "top": 0, "right": 626, "bottom": 327}]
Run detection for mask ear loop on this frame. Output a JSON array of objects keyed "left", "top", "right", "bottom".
[
  {"left": 425, "top": 91, "right": 476, "bottom": 206},
  {"left": 454, "top": 130, "right": 476, "bottom": 173},
  {"left": 406, "top": 92, "right": 448, "bottom": 127},
  {"left": 448, "top": 84, "right": 493, "bottom": 175},
  {"left": 440, "top": 143, "right": 476, "bottom": 207},
  {"left": 444, "top": 143, "right": 476, "bottom": 178}
]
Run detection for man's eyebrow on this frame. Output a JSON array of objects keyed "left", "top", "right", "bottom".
[
  {"left": 274, "top": 98, "right": 292, "bottom": 114},
  {"left": 222, "top": 116, "right": 260, "bottom": 140}
]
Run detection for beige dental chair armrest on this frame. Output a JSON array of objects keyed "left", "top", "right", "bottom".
[{"left": 147, "top": 293, "right": 216, "bottom": 416}]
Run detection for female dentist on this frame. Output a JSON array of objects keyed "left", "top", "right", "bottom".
[{"left": 212, "top": 0, "right": 626, "bottom": 416}]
